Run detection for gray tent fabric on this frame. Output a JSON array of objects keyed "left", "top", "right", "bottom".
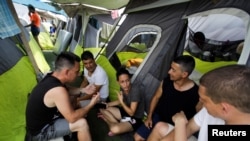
[
  {"left": 0, "top": 37, "right": 24, "bottom": 75},
  {"left": 106, "top": 2, "right": 190, "bottom": 110},
  {"left": 84, "top": 23, "right": 100, "bottom": 47},
  {"left": 185, "top": 0, "right": 250, "bottom": 15},
  {"left": 53, "top": 29, "right": 72, "bottom": 55},
  {"left": 105, "top": 0, "right": 250, "bottom": 111}
]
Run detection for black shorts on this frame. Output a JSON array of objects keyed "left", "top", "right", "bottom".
[
  {"left": 31, "top": 25, "right": 40, "bottom": 36},
  {"left": 118, "top": 106, "right": 143, "bottom": 130}
]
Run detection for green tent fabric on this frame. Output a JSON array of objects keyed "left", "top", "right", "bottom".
[
  {"left": 96, "top": 54, "right": 120, "bottom": 101},
  {"left": 29, "top": 35, "right": 51, "bottom": 73},
  {"left": 39, "top": 32, "right": 54, "bottom": 50},
  {"left": 117, "top": 52, "right": 147, "bottom": 66},
  {"left": 184, "top": 51, "right": 237, "bottom": 74},
  {"left": 0, "top": 57, "right": 37, "bottom": 141}
]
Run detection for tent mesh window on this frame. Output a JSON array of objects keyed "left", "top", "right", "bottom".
[{"left": 186, "top": 29, "right": 243, "bottom": 62}]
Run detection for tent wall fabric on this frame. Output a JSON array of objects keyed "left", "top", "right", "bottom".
[
  {"left": 0, "top": 37, "right": 38, "bottom": 141},
  {"left": 106, "top": 2, "right": 190, "bottom": 110},
  {"left": 0, "top": 38, "right": 24, "bottom": 75},
  {"left": 0, "top": 0, "right": 21, "bottom": 39},
  {"left": 105, "top": 0, "right": 250, "bottom": 111}
]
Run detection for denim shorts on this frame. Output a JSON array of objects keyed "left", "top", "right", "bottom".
[
  {"left": 26, "top": 118, "right": 71, "bottom": 141},
  {"left": 135, "top": 113, "right": 160, "bottom": 139}
]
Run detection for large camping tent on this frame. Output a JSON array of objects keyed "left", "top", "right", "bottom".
[
  {"left": 1, "top": 0, "right": 250, "bottom": 141},
  {"left": 105, "top": 0, "right": 250, "bottom": 110},
  {"left": 0, "top": 0, "right": 128, "bottom": 141},
  {"left": 0, "top": 1, "right": 67, "bottom": 141}
]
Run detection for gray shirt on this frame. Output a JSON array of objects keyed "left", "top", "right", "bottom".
[{"left": 122, "top": 84, "right": 145, "bottom": 119}]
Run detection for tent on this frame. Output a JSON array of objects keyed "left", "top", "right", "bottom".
[
  {"left": 105, "top": 0, "right": 250, "bottom": 110},
  {"left": 1, "top": 0, "right": 250, "bottom": 141},
  {"left": 0, "top": 1, "right": 127, "bottom": 141}
]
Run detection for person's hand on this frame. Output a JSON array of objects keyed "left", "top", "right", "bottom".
[
  {"left": 90, "top": 92, "right": 100, "bottom": 106},
  {"left": 83, "top": 84, "right": 96, "bottom": 95},
  {"left": 172, "top": 111, "right": 188, "bottom": 125},
  {"left": 117, "top": 91, "right": 123, "bottom": 103},
  {"left": 144, "top": 117, "right": 153, "bottom": 129}
]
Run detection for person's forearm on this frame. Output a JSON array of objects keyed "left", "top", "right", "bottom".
[
  {"left": 107, "top": 100, "right": 120, "bottom": 107},
  {"left": 77, "top": 94, "right": 92, "bottom": 101},
  {"left": 147, "top": 97, "right": 159, "bottom": 118},
  {"left": 120, "top": 101, "right": 134, "bottom": 116},
  {"left": 25, "top": 24, "right": 31, "bottom": 27},
  {"left": 67, "top": 86, "right": 84, "bottom": 96},
  {"left": 174, "top": 123, "right": 187, "bottom": 141}
]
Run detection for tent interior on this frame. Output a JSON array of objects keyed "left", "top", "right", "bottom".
[{"left": 1, "top": 0, "right": 250, "bottom": 141}]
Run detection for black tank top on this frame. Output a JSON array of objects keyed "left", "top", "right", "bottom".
[
  {"left": 25, "top": 73, "right": 64, "bottom": 135},
  {"left": 155, "top": 77, "right": 199, "bottom": 125}
]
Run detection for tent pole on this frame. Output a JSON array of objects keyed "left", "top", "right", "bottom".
[
  {"left": 7, "top": 0, "right": 42, "bottom": 81},
  {"left": 95, "top": 12, "right": 125, "bottom": 60}
]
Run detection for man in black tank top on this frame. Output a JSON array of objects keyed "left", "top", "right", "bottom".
[
  {"left": 134, "top": 55, "right": 200, "bottom": 141},
  {"left": 25, "top": 52, "right": 99, "bottom": 141}
]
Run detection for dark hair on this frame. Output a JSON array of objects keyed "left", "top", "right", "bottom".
[
  {"left": 200, "top": 64, "right": 250, "bottom": 113},
  {"left": 194, "top": 31, "right": 205, "bottom": 43},
  {"left": 116, "top": 67, "right": 131, "bottom": 81},
  {"left": 173, "top": 55, "right": 195, "bottom": 75},
  {"left": 28, "top": 4, "right": 35, "bottom": 11},
  {"left": 55, "top": 52, "right": 80, "bottom": 71},
  {"left": 81, "top": 51, "right": 94, "bottom": 60}
]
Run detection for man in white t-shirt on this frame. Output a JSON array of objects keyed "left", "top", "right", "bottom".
[
  {"left": 78, "top": 51, "right": 109, "bottom": 107},
  {"left": 148, "top": 65, "right": 250, "bottom": 141}
]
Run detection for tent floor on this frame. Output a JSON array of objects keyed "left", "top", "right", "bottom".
[{"left": 86, "top": 107, "right": 134, "bottom": 141}]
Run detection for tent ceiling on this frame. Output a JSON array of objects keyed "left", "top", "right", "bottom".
[
  {"left": 125, "top": 0, "right": 191, "bottom": 13},
  {"left": 12, "top": 0, "right": 67, "bottom": 16},
  {"left": 51, "top": 0, "right": 129, "bottom": 10}
]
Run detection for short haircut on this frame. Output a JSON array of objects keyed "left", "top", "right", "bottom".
[
  {"left": 200, "top": 64, "right": 250, "bottom": 113},
  {"left": 81, "top": 51, "right": 94, "bottom": 60},
  {"left": 116, "top": 67, "right": 131, "bottom": 81},
  {"left": 194, "top": 31, "right": 205, "bottom": 42},
  {"left": 173, "top": 55, "right": 195, "bottom": 75},
  {"left": 55, "top": 52, "right": 80, "bottom": 71},
  {"left": 28, "top": 4, "right": 35, "bottom": 11}
]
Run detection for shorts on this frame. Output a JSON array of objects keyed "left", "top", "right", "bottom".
[
  {"left": 118, "top": 107, "right": 143, "bottom": 130},
  {"left": 135, "top": 113, "right": 160, "bottom": 139},
  {"left": 166, "top": 124, "right": 197, "bottom": 141},
  {"left": 25, "top": 118, "right": 71, "bottom": 141},
  {"left": 31, "top": 25, "right": 40, "bottom": 36}
]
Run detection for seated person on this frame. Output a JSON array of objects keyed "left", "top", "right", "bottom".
[
  {"left": 98, "top": 67, "right": 145, "bottom": 136},
  {"left": 148, "top": 64, "right": 250, "bottom": 141},
  {"left": 134, "top": 55, "right": 200, "bottom": 141},
  {"left": 25, "top": 52, "right": 100, "bottom": 141},
  {"left": 185, "top": 31, "right": 206, "bottom": 58},
  {"left": 78, "top": 51, "right": 109, "bottom": 107}
]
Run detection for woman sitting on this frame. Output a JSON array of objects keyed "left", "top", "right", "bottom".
[{"left": 98, "top": 67, "right": 145, "bottom": 136}]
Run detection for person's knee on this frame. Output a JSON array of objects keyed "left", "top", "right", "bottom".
[
  {"left": 155, "top": 122, "right": 173, "bottom": 137},
  {"left": 155, "top": 121, "right": 168, "bottom": 129},
  {"left": 79, "top": 118, "right": 89, "bottom": 130},
  {"left": 109, "top": 125, "right": 120, "bottom": 134},
  {"left": 134, "top": 132, "right": 145, "bottom": 141},
  {"left": 71, "top": 118, "right": 89, "bottom": 132}
]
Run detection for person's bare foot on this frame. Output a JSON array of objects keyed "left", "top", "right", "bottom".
[{"left": 108, "top": 131, "right": 115, "bottom": 136}]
